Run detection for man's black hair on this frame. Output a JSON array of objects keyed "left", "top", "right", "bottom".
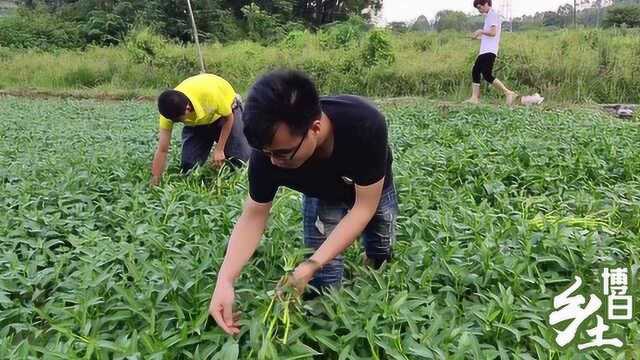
[
  {"left": 243, "top": 70, "right": 322, "bottom": 149},
  {"left": 158, "top": 90, "right": 190, "bottom": 121},
  {"left": 474, "top": 0, "right": 492, "bottom": 8}
]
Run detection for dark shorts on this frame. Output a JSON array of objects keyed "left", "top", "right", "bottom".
[
  {"left": 302, "top": 184, "right": 399, "bottom": 290},
  {"left": 472, "top": 53, "right": 497, "bottom": 84},
  {"left": 180, "top": 99, "right": 251, "bottom": 172}
]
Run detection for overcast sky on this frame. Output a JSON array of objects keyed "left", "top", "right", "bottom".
[{"left": 380, "top": 0, "right": 574, "bottom": 23}]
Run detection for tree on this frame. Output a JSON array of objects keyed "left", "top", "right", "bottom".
[
  {"left": 434, "top": 10, "right": 468, "bottom": 32},
  {"left": 543, "top": 11, "right": 563, "bottom": 26},
  {"left": 9, "top": 0, "right": 386, "bottom": 44},
  {"left": 225, "top": 0, "right": 383, "bottom": 27},
  {"left": 410, "top": 15, "right": 430, "bottom": 32},
  {"left": 241, "top": 3, "right": 284, "bottom": 41},
  {"left": 467, "top": 14, "right": 484, "bottom": 31},
  {"left": 557, "top": 3, "right": 575, "bottom": 27},
  {"left": 387, "top": 21, "right": 407, "bottom": 33},
  {"left": 604, "top": 4, "right": 640, "bottom": 27},
  {"left": 299, "top": 0, "right": 383, "bottom": 26}
]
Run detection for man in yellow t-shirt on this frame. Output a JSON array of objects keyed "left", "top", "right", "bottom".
[{"left": 150, "top": 73, "right": 251, "bottom": 185}]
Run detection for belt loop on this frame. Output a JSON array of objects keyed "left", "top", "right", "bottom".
[{"left": 232, "top": 93, "right": 243, "bottom": 111}]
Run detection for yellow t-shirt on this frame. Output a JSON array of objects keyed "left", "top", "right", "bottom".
[{"left": 158, "top": 74, "right": 237, "bottom": 130}]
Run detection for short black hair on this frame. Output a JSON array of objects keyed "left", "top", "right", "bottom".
[
  {"left": 158, "top": 90, "right": 190, "bottom": 121},
  {"left": 243, "top": 70, "right": 321, "bottom": 150},
  {"left": 474, "top": 0, "right": 492, "bottom": 7}
]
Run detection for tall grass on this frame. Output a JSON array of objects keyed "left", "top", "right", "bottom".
[{"left": 0, "top": 28, "right": 639, "bottom": 103}]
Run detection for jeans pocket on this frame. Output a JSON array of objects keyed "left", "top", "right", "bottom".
[{"left": 316, "top": 201, "right": 347, "bottom": 236}]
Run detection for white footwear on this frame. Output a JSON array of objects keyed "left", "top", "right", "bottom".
[
  {"left": 491, "top": 79, "right": 518, "bottom": 105},
  {"left": 465, "top": 83, "right": 481, "bottom": 104}
]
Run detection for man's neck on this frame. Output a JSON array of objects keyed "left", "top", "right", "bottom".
[{"left": 315, "top": 113, "right": 334, "bottom": 159}]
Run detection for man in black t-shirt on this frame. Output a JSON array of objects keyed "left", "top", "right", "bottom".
[{"left": 208, "top": 70, "right": 398, "bottom": 335}]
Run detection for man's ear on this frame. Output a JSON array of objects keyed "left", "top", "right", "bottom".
[{"left": 310, "top": 118, "right": 322, "bottom": 135}]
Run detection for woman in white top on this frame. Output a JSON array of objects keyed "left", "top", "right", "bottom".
[{"left": 467, "top": 0, "right": 517, "bottom": 105}]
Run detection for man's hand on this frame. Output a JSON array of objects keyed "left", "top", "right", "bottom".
[
  {"left": 151, "top": 128, "right": 171, "bottom": 184},
  {"left": 208, "top": 198, "right": 271, "bottom": 335},
  {"left": 209, "top": 280, "right": 240, "bottom": 335},
  {"left": 278, "top": 260, "right": 321, "bottom": 296},
  {"left": 149, "top": 175, "right": 161, "bottom": 187},
  {"left": 472, "top": 29, "right": 483, "bottom": 39},
  {"left": 213, "top": 113, "right": 233, "bottom": 168},
  {"left": 211, "top": 148, "right": 226, "bottom": 168}
]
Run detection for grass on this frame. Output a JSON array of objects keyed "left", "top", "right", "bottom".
[
  {"left": 0, "top": 96, "right": 639, "bottom": 359},
  {"left": 1, "top": 28, "right": 640, "bottom": 103}
]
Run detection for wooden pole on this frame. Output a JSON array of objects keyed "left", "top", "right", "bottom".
[{"left": 186, "top": 0, "right": 206, "bottom": 73}]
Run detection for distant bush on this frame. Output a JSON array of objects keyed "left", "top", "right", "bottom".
[
  {"left": 125, "top": 26, "right": 170, "bottom": 66},
  {"left": 362, "top": 30, "right": 395, "bottom": 67},
  {"left": 0, "top": 10, "right": 83, "bottom": 50},
  {"left": 604, "top": 5, "right": 640, "bottom": 28},
  {"left": 319, "top": 15, "right": 369, "bottom": 49}
]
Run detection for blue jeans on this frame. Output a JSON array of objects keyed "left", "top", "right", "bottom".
[{"left": 302, "top": 185, "right": 398, "bottom": 290}]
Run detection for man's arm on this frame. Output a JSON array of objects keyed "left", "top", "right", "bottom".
[
  {"left": 482, "top": 25, "right": 497, "bottom": 37},
  {"left": 310, "top": 178, "right": 383, "bottom": 265},
  {"left": 291, "top": 178, "right": 384, "bottom": 287},
  {"left": 474, "top": 25, "right": 497, "bottom": 39},
  {"left": 211, "top": 112, "right": 234, "bottom": 167},
  {"left": 217, "top": 197, "right": 272, "bottom": 283},
  {"left": 209, "top": 197, "right": 272, "bottom": 335},
  {"left": 150, "top": 128, "right": 172, "bottom": 185}
]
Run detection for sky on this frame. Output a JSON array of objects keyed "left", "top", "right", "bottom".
[{"left": 380, "top": 0, "right": 574, "bottom": 23}]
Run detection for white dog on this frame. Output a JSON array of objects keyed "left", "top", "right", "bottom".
[{"left": 520, "top": 93, "right": 545, "bottom": 106}]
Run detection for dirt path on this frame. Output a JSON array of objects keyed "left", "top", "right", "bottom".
[
  {"left": 0, "top": 89, "right": 155, "bottom": 102},
  {"left": 1, "top": 89, "right": 637, "bottom": 120}
]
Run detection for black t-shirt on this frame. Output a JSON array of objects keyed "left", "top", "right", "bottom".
[{"left": 248, "top": 95, "right": 393, "bottom": 205}]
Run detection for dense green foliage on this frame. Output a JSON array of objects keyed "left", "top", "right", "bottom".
[
  {"left": 0, "top": 0, "right": 380, "bottom": 47},
  {"left": 1, "top": 28, "right": 639, "bottom": 104},
  {"left": 0, "top": 96, "right": 638, "bottom": 358},
  {"left": 2, "top": 0, "right": 640, "bottom": 49}
]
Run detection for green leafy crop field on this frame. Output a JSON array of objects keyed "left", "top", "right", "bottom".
[{"left": 1, "top": 97, "right": 638, "bottom": 359}]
